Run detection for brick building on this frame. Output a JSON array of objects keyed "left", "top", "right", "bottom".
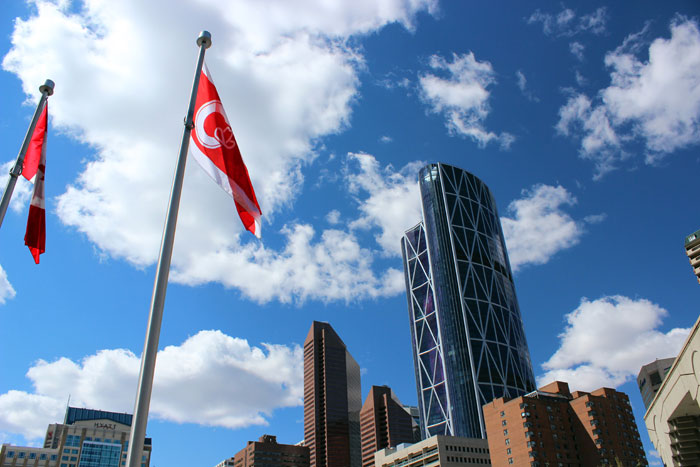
[
  {"left": 359, "top": 386, "right": 417, "bottom": 467},
  {"left": 483, "top": 381, "right": 646, "bottom": 466},
  {"left": 215, "top": 435, "right": 309, "bottom": 467}
]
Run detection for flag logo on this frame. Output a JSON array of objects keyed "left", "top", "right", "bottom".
[
  {"left": 189, "top": 64, "right": 262, "bottom": 238},
  {"left": 193, "top": 100, "right": 237, "bottom": 150}
]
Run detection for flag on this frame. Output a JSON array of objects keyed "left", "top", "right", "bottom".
[
  {"left": 24, "top": 103, "right": 47, "bottom": 263},
  {"left": 189, "top": 64, "right": 262, "bottom": 238}
]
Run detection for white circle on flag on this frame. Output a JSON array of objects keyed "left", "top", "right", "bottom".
[{"left": 194, "top": 100, "right": 236, "bottom": 150}]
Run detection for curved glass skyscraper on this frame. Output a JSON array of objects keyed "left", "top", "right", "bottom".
[{"left": 401, "top": 163, "right": 535, "bottom": 439}]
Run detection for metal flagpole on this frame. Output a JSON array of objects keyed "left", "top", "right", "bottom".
[
  {"left": 0, "top": 79, "right": 54, "bottom": 229},
  {"left": 125, "top": 30, "right": 211, "bottom": 467}
]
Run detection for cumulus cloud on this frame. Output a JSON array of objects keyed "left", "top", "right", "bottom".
[
  {"left": 0, "top": 330, "right": 303, "bottom": 442},
  {"left": 557, "top": 18, "right": 700, "bottom": 177},
  {"left": 501, "top": 184, "right": 596, "bottom": 272},
  {"left": 347, "top": 153, "right": 423, "bottom": 257},
  {"left": 527, "top": 6, "right": 607, "bottom": 37},
  {"left": 538, "top": 296, "right": 689, "bottom": 391},
  {"left": 1, "top": 0, "right": 435, "bottom": 301},
  {"left": 0, "top": 264, "right": 16, "bottom": 305},
  {"left": 419, "top": 53, "right": 514, "bottom": 148}
]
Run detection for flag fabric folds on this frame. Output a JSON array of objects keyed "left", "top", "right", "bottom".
[
  {"left": 189, "top": 64, "right": 262, "bottom": 238},
  {"left": 24, "top": 103, "right": 48, "bottom": 263}
]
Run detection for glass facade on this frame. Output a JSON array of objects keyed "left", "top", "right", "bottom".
[
  {"left": 78, "top": 441, "right": 121, "bottom": 467},
  {"left": 401, "top": 163, "right": 536, "bottom": 439}
]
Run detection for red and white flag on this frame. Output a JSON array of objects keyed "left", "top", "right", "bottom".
[
  {"left": 23, "top": 102, "right": 48, "bottom": 264},
  {"left": 189, "top": 64, "right": 262, "bottom": 238}
]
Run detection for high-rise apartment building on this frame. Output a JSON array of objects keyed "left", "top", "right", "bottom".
[
  {"left": 304, "top": 321, "right": 362, "bottom": 467},
  {"left": 483, "top": 381, "right": 646, "bottom": 467},
  {"left": 0, "top": 406, "right": 151, "bottom": 467},
  {"left": 685, "top": 229, "right": 700, "bottom": 284},
  {"left": 637, "top": 358, "right": 675, "bottom": 409},
  {"left": 359, "top": 386, "right": 417, "bottom": 467},
  {"left": 214, "top": 434, "right": 309, "bottom": 467},
  {"left": 401, "top": 163, "right": 536, "bottom": 439}
]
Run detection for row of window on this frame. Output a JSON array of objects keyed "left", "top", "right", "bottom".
[
  {"left": 445, "top": 455, "right": 490, "bottom": 464},
  {"left": 445, "top": 445, "right": 489, "bottom": 454},
  {"left": 6, "top": 451, "right": 58, "bottom": 460}
]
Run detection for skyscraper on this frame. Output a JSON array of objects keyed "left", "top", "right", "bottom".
[
  {"left": 401, "top": 163, "right": 536, "bottom": 440},
  {"left": 304, "top": 321, "right": 362, "bottom": 467},
  {"left": 359, "top": 386, "right": 416, "bottom": 467},
  {"left": 685, "top": 229, "right": 700, "bottom": 284}
]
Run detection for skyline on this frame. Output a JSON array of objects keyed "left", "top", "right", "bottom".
[{"left": 0, "top": 1, "right": 699, "bottom": 466}]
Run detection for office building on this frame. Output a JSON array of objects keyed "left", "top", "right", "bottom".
[
  {"left": 401, "top": 163, "right": 536, "bottom": 439},
  {"left": 483, "top": 381, "right": 646, "bottom": 467},
  {"left": 685, "top": 229, "right": 700, "bottom": 284},
  {"left": 214, "top": 434, "right": 309, "bottom": 467},
  {"left": 0, "top": 406, "right": 151, "bottom": 467},
  {"left": 374, "top": 435, "right": 491, "bottom": 467},
  {"left": 360, "top": 386, "right": 416, "bottom": 467},
  {"left": 303, "top": 321, "right": 362, "bottom": 467},
  {"left": 645, "top": 315, "right": 700, "bottom": 467},
  {"left": 637, "top": 358, "right": 675, "bottom": 409}
]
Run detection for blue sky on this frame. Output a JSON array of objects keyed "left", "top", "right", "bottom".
[{"left": 0, "top": 1, "right": 698, "bottom": 465}]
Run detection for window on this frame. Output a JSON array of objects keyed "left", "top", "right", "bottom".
[
  {"left": 500, "top": 411, "right": 505, "bottom": 417},
  {"left": 508, "top": 459, "right": 513, "bottom": 464},
  {"left": 503, "top": 429, "right": 508, "bottom": 435},
  {"left": 502, "top": 420, "right": 507, "bottom": 426},
  {"left": 506, "top": 448, "right": 511, "bottom": 455},
  {"left": 523, "top": 422, "right": 532, "bottom": 428},
  {"left": 29, "top": 453, "right": 37, "bottom": 459},
  {"left": 521, "top": 412, "right": 530, "bottom": 417},
  {"left": 40, "top": 453, "right": 47, "bottom": 460},
  {"left": 504, "top": 438, "right": 510, "bottom": 445}
]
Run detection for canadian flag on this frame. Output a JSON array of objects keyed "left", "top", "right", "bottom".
[
  {"left": 189, "top": 64, "right": 262, "bottom": 238},
  {"left": 23, "top": 102, "right": 48, "bottom": 264}
]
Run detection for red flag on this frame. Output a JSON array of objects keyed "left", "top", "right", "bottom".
[
  {"left": 24, "top": 103, "right": 47, "bottom": 263},
  {"left": 189, "top": 64, "right": 262, "bottom": 238}
]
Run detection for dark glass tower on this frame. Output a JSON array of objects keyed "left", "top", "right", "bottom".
[
  {"left": 304, "top": 321, "right": 362, "bottom": 467},
  {"left": 401, "top": 163, "right": 536, "bottom": 439}
]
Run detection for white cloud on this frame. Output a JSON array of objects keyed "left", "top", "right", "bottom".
[
  {"left": 0, "top": 264, "right": 16, "bottom": 305},
  {"left": 346, "top": 153, "right": 423, "bottom": 257},
  {"left": 569, "top": 41, "right": 585, "bottom": 61},
  {"left": 419, "top": 53, "right": 514, "bottom": 148},
  {"left": 557, "top": 18, "right": 700, "bottom": 177},
  {"left": 326, "top": 209, "right": 341, "bottom": 225},
  {"left": 538, "top": 296, "right": 690, "bottom": 391},
  {"left": 515, "top": 70, "right": 539, "bottom": 102},
  {"left": 501, "top": 184, "right": 588, "bottom": 272},
  {"left": 1, "top": 0, "right": 435, "bottom": 301},
  {"left": 527, "top": 6, "right": 607, "bottom": 37},
  {"left": 379, "top": 135, "right": 393, "bottom": 143},
  {"left": 0, "top": 330, "right": 303, "bottom": 442}
]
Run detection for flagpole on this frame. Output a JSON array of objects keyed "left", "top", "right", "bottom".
[
  {"left": 0, "top": 79, "right": 54, "bottom": 230},
  {"left": 125, "top": 31, "right": 211, "bottom": 467}
]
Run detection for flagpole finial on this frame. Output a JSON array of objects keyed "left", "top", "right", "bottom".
[
  {"left": 40, "top": 79, "right": 54, "bottom": 96},
  {"left": 197, "top": 31, "right": 211, "bottom": 49}
]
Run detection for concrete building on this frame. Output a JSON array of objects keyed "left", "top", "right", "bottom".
[
  {"left": 0, "top": 407, "right": 151, "bottom": 467},
  {"left": 360, "top": 386, "right": 416, "bottom": 467},
  {"left": 685, "top": 229, "right": 700, "bottom": 284},
  {"left": 215, "top": 435, "right": 309, "bottom": 467},
  {"left": 374, "top": 435, "right": 491, "bottom": 467},
  {"left": 483, "top": 381, "right": 646, "bottom": 467},
  {"left": 303, "top": 321, "right": 362, "bottom": 467},
  {"left": 638, "top": 358, "right": 676, "bottom": 410},
  {"left": 645, "top": 315, "right": 700, "bottom": 467},
  {"left": 401, "top": 163, "right": 536, "bottom": 439}
]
